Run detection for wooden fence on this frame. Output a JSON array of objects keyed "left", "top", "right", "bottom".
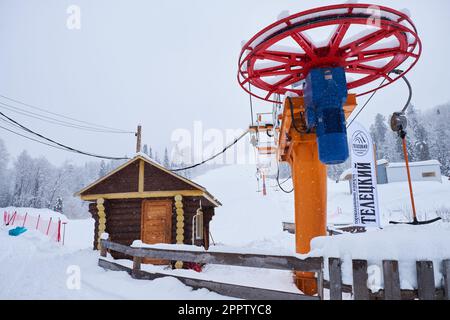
[
  {"left": 327, "top": 258, "right": 450, "bottom": 300},
  {"left": 99, "top": 239, "right": 324, "bottom": 300},
  {"left": 99, "top": 240, "right": 450, "bottom": 300}
]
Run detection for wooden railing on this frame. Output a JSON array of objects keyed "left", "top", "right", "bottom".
[
  {"left": 327, "top": 258, "right": 450, "bottom": 300},
  {"left": 99, "top": 239, "right": 324, "bottom": 300},
  {"left": 99, "top": 240, "right": 450, "bottom": 300}
]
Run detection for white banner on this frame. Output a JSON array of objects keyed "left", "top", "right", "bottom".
[{"left": 348, "top": 121, "right": 381, "bottom": 227}]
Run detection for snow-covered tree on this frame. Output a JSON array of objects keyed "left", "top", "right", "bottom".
[
  {"left": 148, "top": 146, "right": 153, "bottom": 159},
  {"left": 163, "top": 147, "right": 171, "bottom": 168},
  {"left": 328, "top": 160, "right": 350, "bottom": 182},
  {"left": 370, "top": 113, "right": 388, "bottom": 160},
  {"left": 98, "top": 160, "right": 108, "bottom": 178},
  {"left": 53, "top": 197, "right": 63, "bottom": 213},
  {"left": 12, "top": 151, "right": 35, "bottom": 207},
  {"left": 0, "top": 139, "right": 10, "bottom": 206},
  {"left": 154, "top": 151, "right": 160, "bottom": 164},
  {"left": 425, "top": 103, "right": 450, "bottom": 175},
  {"left": 142, "top": 144, "right": 148, "bottom": 156},
  {"left": 406, "top": 105, "right": 430, "bottom": 162}
]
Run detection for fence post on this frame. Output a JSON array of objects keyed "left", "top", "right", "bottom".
[
  {"left": 46, "top": 217, "right": 53, "bottom": 236},
  {"left": 11, "top": 211, "right": 17, "bottom": 225},
  {"left": 62, "top": 222, "right": 67, "bottom": 246},
  {"left": 416, "top": 261, "right": 435, "bottom": 300},
  {"left": 57, "top": 219, "right": 61, "bottom": 242},
  {"left": 22, "top": 212, "right": 28, "bottom": 228},
  {"left": 316, "top": 258, "right": 324, "bottom": 300},
  {"left": 133, "top": 256, "right": 142, "bottom": 273},
  {"left": 383, "top": 260, "right": 401, "bottom": 300},
  {"left": 352, "top": 260, "right": 369, "bottom": 300},
  {"left": 443, "top": 260, "right": 450, "bottom": 301},
  {"left": 100, "top": 239, "right": 108, "bottom": 257},
  {"left": 329, "top": 258, "right": 343, "bottom": 300},
  {"left": 36, "top": 215, "right": 41, "bottom": 230}
]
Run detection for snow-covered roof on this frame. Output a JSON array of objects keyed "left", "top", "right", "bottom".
[
  {"left": 339, "top": 168, "right": 353, "bottom": 181},
  {"left": 388, "top": 160, "right": 441, "bottom": 168},
  {"left": 377, "top": 159, "right": 389, "bottom": 166}
]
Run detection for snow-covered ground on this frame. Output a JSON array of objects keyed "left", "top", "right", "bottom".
[
  {"left": 0, "top": 221, "right": 228, "bottom": 300},
  {"left": 1, "top": 163, "right": 449, "bottom": 299},
  {"left": 196, "top": 164, "right": 450, "bottom": 245}
]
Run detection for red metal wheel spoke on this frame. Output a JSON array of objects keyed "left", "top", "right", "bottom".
[
  {"left": 271, "top": 75, "right": 301, "bottom": 89},
  {"left": 382, "top": 73, "right": 395, "bottom": 83},
  {"left": 255, "top": 68, "right": 303, "bottom": 78},
  {"left": 342, "top": 29, "right": 395, "bottom": 57},
  {"left": 291, "top": 32, "right": 317, "bottom": 58},
  {"left": 346, "top": 49, "right": 402, "bottom": 66},
  {"left": 255, "top": 53, "right": 291, "bottom": 64},
  {"left": 264, "top": 50, "right": 308, "bottom": 62},
  {"left": 252, "top": 64, "right": 290, "bottom": 75},
  {"left": 347, "top": 64, "right": 380, "bottom": 76},
  {"left": 329, "top": 23, "right": 350, "bottom": 55},
  {"left": 264, "top": 90, "right": 275, "bottom": 101}
]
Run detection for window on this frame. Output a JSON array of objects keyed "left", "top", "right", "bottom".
[{"left": 422, "top": 172, "right": 436, "bottom": 178}]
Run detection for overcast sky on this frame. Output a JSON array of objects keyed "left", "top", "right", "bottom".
[{"left": 0, "top": 0, "right": 449, "bottom": 165}]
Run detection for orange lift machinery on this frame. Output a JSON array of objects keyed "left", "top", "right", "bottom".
[{"left": 238, "top": 4, "right": 421, "bottom": 295}]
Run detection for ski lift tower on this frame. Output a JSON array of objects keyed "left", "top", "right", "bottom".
[{"left": 238, "top": 3, "right": 421, "bottom": 295}]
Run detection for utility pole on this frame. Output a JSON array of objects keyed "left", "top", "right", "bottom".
[{"left": 135, "top": 125, "right": 142, "bottom": 153}]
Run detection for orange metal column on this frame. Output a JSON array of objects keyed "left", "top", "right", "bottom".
[{"left": 289, "top": 132, "right": 328, "bottom": 295}]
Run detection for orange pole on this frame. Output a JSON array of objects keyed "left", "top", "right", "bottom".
[
  {"left": 401, "top": 136, "right": 418, "bottom": 221},
  {"left": 278, "top": 96, "right": 356, "bottom": 296},
  {"left": 289, "top": 132, "right": 327, "bottom": 295}
]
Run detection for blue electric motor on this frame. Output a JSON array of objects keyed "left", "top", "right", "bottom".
[{"left": 303, "top": 67, "right": 349, "bottom": 165}]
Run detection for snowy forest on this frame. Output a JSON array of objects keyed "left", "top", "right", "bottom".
[
  {"left": 327, "top": 103, "right": 450, "bottom": 180},
  {"left": 0, "top": 142, "right": 222, "bottom": 218},
  {"left": 1, "top": 103, "right": 449, "bottom": 218}
]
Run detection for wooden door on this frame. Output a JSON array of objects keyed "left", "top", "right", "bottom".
[{"left": 141, "top": 200, "right": 173, "bottom": 264}]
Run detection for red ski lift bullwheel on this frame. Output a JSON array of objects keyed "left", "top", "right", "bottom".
[{"left": 238, "top": 3, "right": 422, "bottom": 103}]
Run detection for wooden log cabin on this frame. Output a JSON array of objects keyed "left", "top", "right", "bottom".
[{"left": 75, "top": 154, "right": 221, "bottom": 265}]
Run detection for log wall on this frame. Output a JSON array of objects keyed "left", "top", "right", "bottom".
[{"left": 88, "top": 196, "right": 215, "bottom": 260}]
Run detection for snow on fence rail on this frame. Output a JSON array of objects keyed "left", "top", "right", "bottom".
[
  {"left": 3, "top": 211, "right": 67, "bottom": 244},
  {"left": 99, "top": 239, "right": 324, "bottom": 300},
  {"left": 98, "top": 239, "right": 450, "bottom": 300}
]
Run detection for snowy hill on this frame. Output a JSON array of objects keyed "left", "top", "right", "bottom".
[
  {"left": 195, "top": 164, "right": 450, "bottom": 246},
  {"left": 195, "top": 164, "right": 295, "bottom": 247}
]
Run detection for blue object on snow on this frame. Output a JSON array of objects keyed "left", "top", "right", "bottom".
[{"left": 9, "top": 227, "right": 27, "bottom": 236}]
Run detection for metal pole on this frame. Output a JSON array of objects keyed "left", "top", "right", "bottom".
[
  {"left": 401, "top": 135, "right": 418, "bottom": 222},
  {"left": 46, "top": 217, "right": 53, "bottom": 236},
  {"left": 22, "top": 212, "right": 28, "bottom": 227},
  {"left": 36, "top": 215, "right": 40, "bottom": 230},
  {"left": 62, "top": 222, "right": 67, "bottom": 246}
]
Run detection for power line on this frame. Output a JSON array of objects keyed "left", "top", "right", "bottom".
[
  {"left": 0, "top": 93, "right": 134, "bottom": 133},
  {"left": 276, "top": 161, "right": 293, "bottom": 193},
  {"left": 171, "top": 130, "right": 249, "bottom": 172},
  {"left": 0, "top": 111, "right": 130, "bottom": 160},
  {"left": 0, "top": 124, "right": 73, "bottom": 152},
  {"left": 0, "top": 101, "right": 133, "bottom": 133},
  {"left": 347, "top": 77, "right": 387, "bottom": 129}
]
